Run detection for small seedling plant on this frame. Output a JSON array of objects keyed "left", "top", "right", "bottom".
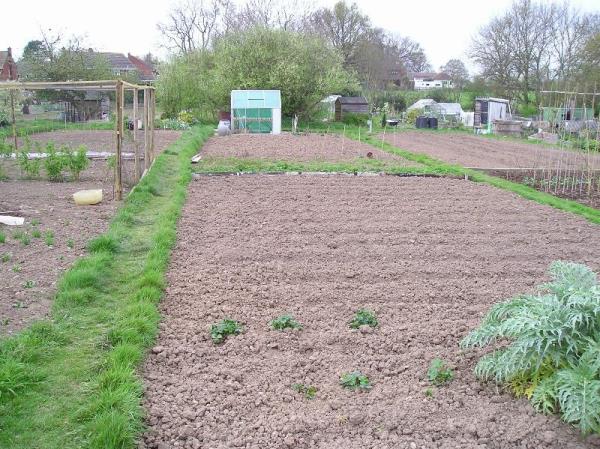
[
  {"left": 67, "top": 239, "right": 74, "bottom": 249},
  {"left": 340, "top": 371, "right": 372, "bottom": 390},
  {"left": 1, "top": 253, "right": 10, "bottom": 263},
  {"left": 44, "top": 231, "right": 54, "bottom": 247},
  {"left": 23, "top": 280, "right": 35, "bottom": 289},
  {"left": 461, "top": 261, "right": 600, "bottom": 435},
  {"left": 292, "top": 383, "right": 317, "bottom": 399},
  {"left": 427, "top": 359, "right": 454, "bottom": 385},
  {"left": 31, "top": 229, "right": 41, "bottom": 239},
  {"left": 0, "top": 232, "right": 5, "bottom": 244},
  {"left": 349, "top": 309, "right": 378, "bottom": 329},
  {"left": 270, "top": 314, "right": 302, "bottom": 330},
  {"left": 210, "top": 319, "right": 242, "bottom": 344}
]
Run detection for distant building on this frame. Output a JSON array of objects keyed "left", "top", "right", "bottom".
[
  {"left": 335, "top": 97, "right": 369, "bottom": 121},
  {"left": 0, "top": 47, "right": 18, "bottom": 81},
  {"left": 88, "top": 50, "right": 157, "bottom": 83},
  {"left": 127, "top": 53, "right": 157, "bottom": 83},
  {"left": 410, "top": 72, "right": 453, "bottom": 90}
]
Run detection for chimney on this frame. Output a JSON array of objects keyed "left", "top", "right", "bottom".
[{"left": 7, "top": 47, "right": 12, "bottom": 58}]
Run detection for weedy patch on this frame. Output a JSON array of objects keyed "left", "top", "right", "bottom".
[
  {"left": 270, "top": 314, "right": 302, "bottom": 330},
  {"left": 44, "top": 231, "right": 54, "bottom": 247},
  {"left": 461, "top": 261, "right": 600, "bottom": 435},
  {"left": 210, "top": 319, "right": 243, "bottom": 344},
  {"left": 12, "top": 265, "right": 22, "bottom": 273},
  {"left": 349, "top": 309, "right": 378, "bottom": 329},
  {"left": 340, "top": 371, "right": 372, "bottom": 390},
  {"left": 1, "top": 253, "right": 10, "bottom": 263},
  {"left": 427, "top": 359, "right": 454, "bottom": 385},
  {"left": 20, "top": 235, "right": 31, "bottom": 246},
  {"left": 31, "top": 229, "right": 41, "bottom": 239},
  {"left": 292, "top": 383, "right": 317, "bottom": 399},
  {"left": 424, "top": 387, "right": 434, "bottom": 397},
  {"left": 23, "top": 280, "right": 35, "bottom": 289}
]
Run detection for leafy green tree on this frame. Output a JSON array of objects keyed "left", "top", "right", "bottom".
[{"left": 157, "top": 27, "right": 358, "bottom": 119}]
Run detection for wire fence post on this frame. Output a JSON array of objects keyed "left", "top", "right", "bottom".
[{"left": 115, "top": 79, "right": 124, "bottom": 201}]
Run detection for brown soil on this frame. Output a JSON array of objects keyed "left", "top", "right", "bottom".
[
  {"left": 0, "top": 130, "right": 182, "bottom": 335},
  {"left": 383, "top": 130, "right": 600, "bottom": 170},
  {"left": 201, "top": 133, "right": 419, "bottom": 166},
  {"left": 18, "top": 129, "right": 182, "bottom": 155},
  {"left": 142, "top": 175, "right": 600, "bottom": 449},
  {"left": 0, "top": 180, "right": 117, "bottom": 335}
]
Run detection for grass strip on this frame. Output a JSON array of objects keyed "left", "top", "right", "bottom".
[
  {"left": 357, "top": 132, "right": 600, "bottom": 225},
  {"left": 0, "top": 119, "right": 114, "bottom": 140},
  {"left": 0, "top": 125, "right": 213, "bottom": 449},
  {"left": 193, "top": 155, "right": 438, "bottom": 175}
]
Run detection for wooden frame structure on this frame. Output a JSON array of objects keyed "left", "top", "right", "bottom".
[{"left": 0, "top": 79, "right": 156, "bottom": 200}]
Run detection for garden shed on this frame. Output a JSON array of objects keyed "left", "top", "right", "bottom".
[
  {"left": 474, "top": 97, "right": 511, "bottom": 130},
  {"left": 230, "top": 89, "right": 281, "bottom": 134},
  {"left": 335, "top": 96, "right": 369, "bottom": 121}
]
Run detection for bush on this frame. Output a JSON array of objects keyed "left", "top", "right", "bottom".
[
  {"left": 461, "top": 261, "right": 600, "bottom": 435},
  {"left": 44, "top": 143, "right": 65, "bottom": 182},
  {"left": 64, "top": 145, "right": 89, "bottom": 181},
  {"left": 17, "top": 151, "right": 41, "bottom": 179},
  {"left": 342, "top": 113, "right": 369, "bottom": 126},
  {"left": 406, "top": 108, "right": 423, "bottom": 125}
]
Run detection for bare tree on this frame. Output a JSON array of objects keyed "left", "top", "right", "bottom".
[
  {"left": 310, "top": 1, "right": 371, "bottom": 67},
  {"left": 157, "top": 0, "right": 230, "bottom": 53},
  {"left": 440, "top": 59, "right": 470, "bottom": 89},
  {"left": 221, "top": 0, "right": 314, "bottom": 33}
]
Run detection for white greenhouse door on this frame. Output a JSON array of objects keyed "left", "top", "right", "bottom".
[{"left": 272, "top": 108, "right": 281, "bottom": 135}]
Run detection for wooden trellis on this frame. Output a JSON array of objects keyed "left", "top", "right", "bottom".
[{"left": 0, "top": 79, "right": 156, "bottom": 200}]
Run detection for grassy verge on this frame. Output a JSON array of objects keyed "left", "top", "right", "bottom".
[
  {"left": 356, "top": 132, "right": 600, "bottom": 224},
  {"left": 0, "top": 120, "right": 114, "bottom": 140},
  {"left": 193, "top": 155, "right": 439, "bottom": 175},
  {"left": 0, "top": 125, "right": 213, "bottom": 448}
]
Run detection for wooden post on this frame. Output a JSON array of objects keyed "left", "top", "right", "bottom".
[
  {"left": 149, "top": 89, "right": 155, "bottom": 164},
  {"left": 10, "top": 90, "right": 17, "bottom": 150},
  {"left": 115, "top": 80, "right": 124, "bottom": 201},
  {"left": 143, "top": 88, "right": 150, "bottom": 171},
  {"left": 133, "top": 88, "right": 140, "bottom": 182}
]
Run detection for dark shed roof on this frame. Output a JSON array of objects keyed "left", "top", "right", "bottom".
[{"left": 336, "top": 96, "right": 368, "bottom": 105}]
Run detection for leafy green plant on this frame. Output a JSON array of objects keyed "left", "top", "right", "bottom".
[
  {"left": 44, "top": 143, "right": 65, "bottom": 181},
  {"left": 0, "top": 232, "right": 5, "bottom": 244},
  {"left": 342, "top": 113, "right": 369, "bottom": 126},
  {"left": 64, "top": 145, "right": 89, "bottom": 181},
  {"left": 340, "top": 371, "right": 371, "bottom": 390},
  {"left": 12, "top": 264, "right": 21, "bottom": 273},
  {"left": 424, "top": 387, "right": 434, "bottom": 397},
  {"left": 23, "top": 280, "right": 34, "bottom": 289},
  {"left": 349, "top": 309, "right": 378, "bottom": 329},
  {"left": 44, "top": 231, "right": 54, "bottom": 247},
  {"left": 1, "top": 253, "right": 10, "bottom": 263},
  {"left": 210, "top": 319, "right": 242, "bottom": 344},
  {"left": 17, "top": 151, "right": 41, "bottom": 179},
  {"left": 292, "top": 383, "right": 317, "bottom": 399},
  {"left": 31, "top": 229, "right": 41, "bottom": 239},
  {"left": 461, "top": 261, "right": 600, "bottom": 435},
  {"left": 427, "top": 359, "right": 454, "bottom": 385},
  {"left": 270, "top": 314, "right": 302, "bottom": 330}
]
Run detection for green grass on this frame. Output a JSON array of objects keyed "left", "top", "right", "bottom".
[
  {"left": 0, "top": 125, "right": 213, "bottom": 449},
  {"left": 0, "top": 119, "right": 113, "bottom": 141},
  {"left": 0, "top": 232, "right": 5, "bottom": 244},
  {"left": 193, "top": 156, "right": 438, "bottom": 176},
  {"left": 44, "top": 231, "right": 54, "bottom": 247}
]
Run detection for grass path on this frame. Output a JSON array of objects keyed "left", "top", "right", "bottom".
[{"left": 0, "top": 126, "right": 213, "bottom": 449}]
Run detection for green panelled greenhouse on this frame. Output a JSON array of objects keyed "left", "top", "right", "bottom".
[{"left": 230, "top": 90, "right": 282, "bottom": 134}]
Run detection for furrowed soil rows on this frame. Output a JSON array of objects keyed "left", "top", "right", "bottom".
[
  {"left": 382, "top": 130, "right": 600, "bottom": 170},
  {"left": 201, "top": 133, "right": 419, "bottom": 166},
  {"left": 142, "top": 175, "right": 600, "bottom": 449}
]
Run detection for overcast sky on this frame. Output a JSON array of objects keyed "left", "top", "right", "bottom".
[{"left": 3, "top": 0, "right": 599, "bottom": 73}]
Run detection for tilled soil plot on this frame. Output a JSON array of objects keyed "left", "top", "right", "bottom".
[
  {"left": 201, "top": 133, "right": 419, "bottom": 166},
  {"left": 0, "top": 180, "right": 116, "bottom": 334},
  {"left": 18, "top": 129, "right": 182, "bottom": 155},
  {"left": 0, "top": 130, "right": 182, "bottom": 334},
  {"left": 382, "top": 130, "right": 600, "bottom": 170},
  {"left": 143, "top": 175, "right": 600, "bottom": 449}
]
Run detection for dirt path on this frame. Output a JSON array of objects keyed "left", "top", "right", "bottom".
[
  {"left": 142, "top": 175, "right": 600, "bottom": 449},
  {"left": 202, "top": 133, "right": 419, "bottom": 166},
  {"left": 383, "top": 131, "right": 600, "bottom": 170}
]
